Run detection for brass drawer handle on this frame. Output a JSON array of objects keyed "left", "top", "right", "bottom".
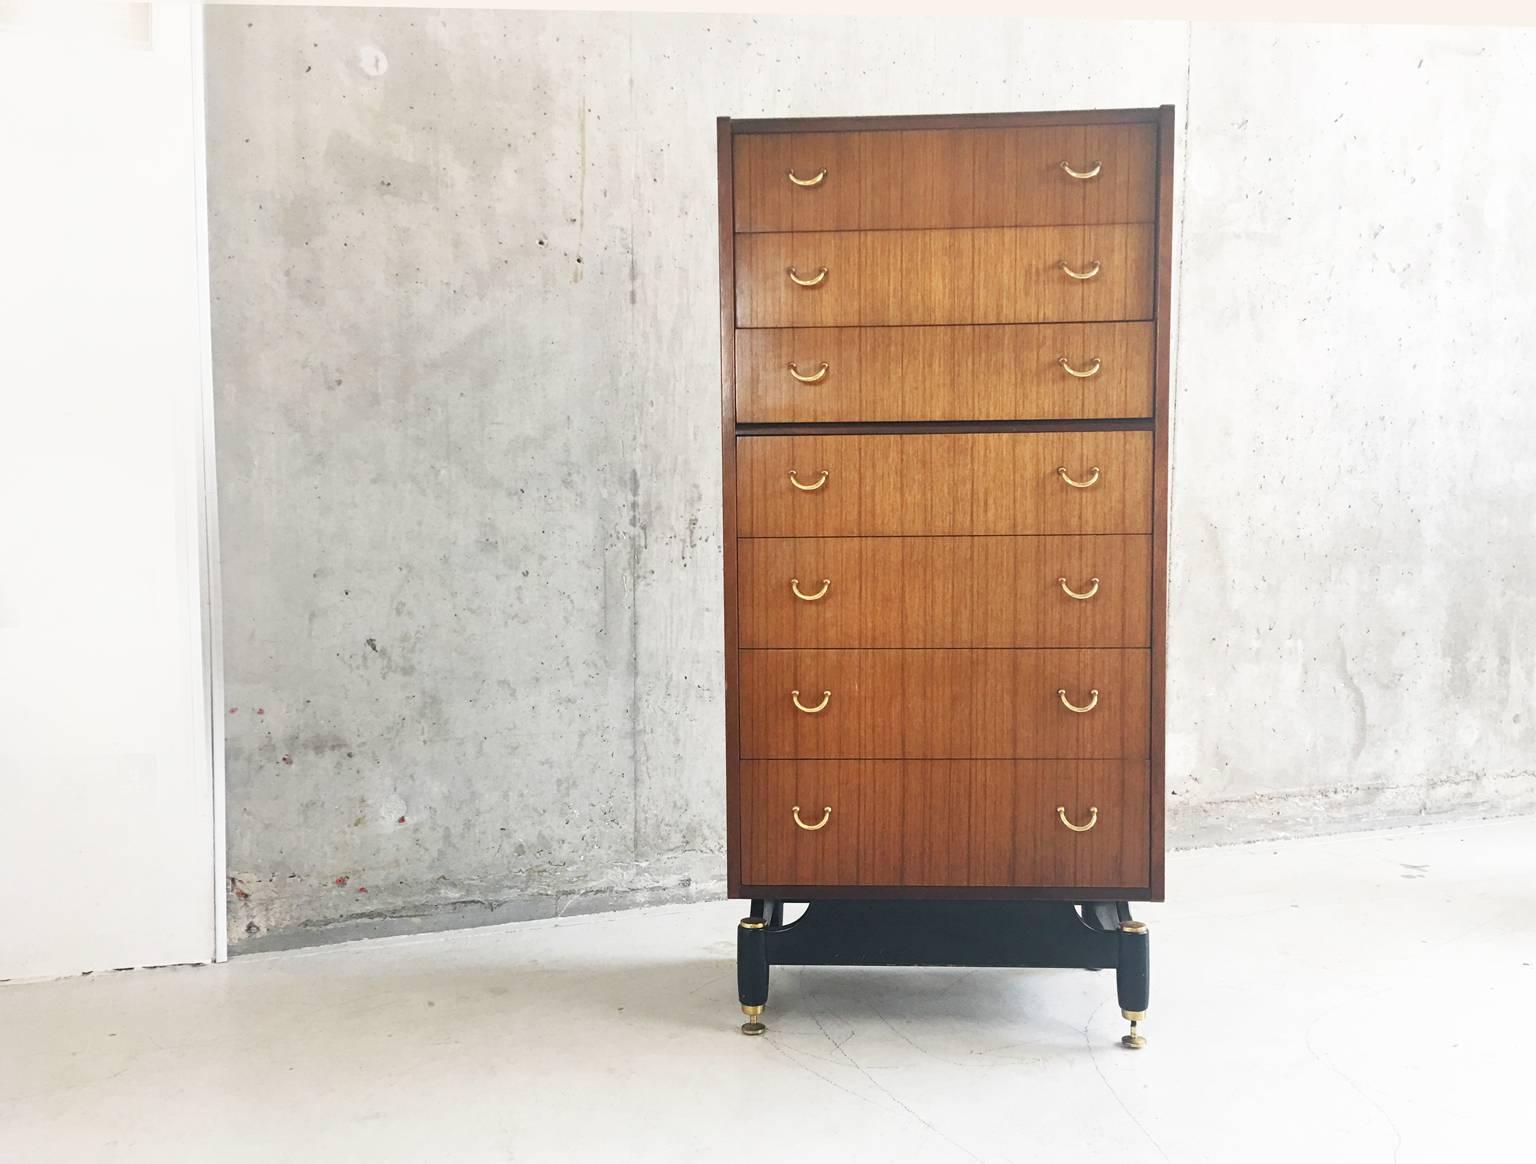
[
  {"left": 793, "top": 805, "right": 833, "bottom": 831},
  {"left": 787, "top": 168, "right": 827, "bottom": 187},
  {"left": 1057, "top": 356, "right": 1102, "bottom": 379},
  {"left": 789, "top": 469, "right": 829, "bottom": 492},
  {"left": 1058, "top": 259, "right": 1101, "bottom": 281},
  {"left": 791, "top": 578, "right": 831, "bottom": 602},
  {"left": 788, "top": 266, "right": 828, "bottom": 287},
  {"left": 1057, "top": 465, "right": 1101, "bottom": 489},
  {"left": 1058, "top": 688, "right": 1100, "bottom": 713},
  {"left": 1059, "top": 160, "right": 1102, "bottom": 180},
  {"left": 788, "top": 361, "right": 829, "bottom": 384},
  {"left": 1058, "top": 576, "right": 1100, "bottom": 600},
  {"left": 1057, "top": 805, "right": 1099, "bottom": 832},
  {"left": 792, "top": 689, "right": 831, "bottom": 714}
]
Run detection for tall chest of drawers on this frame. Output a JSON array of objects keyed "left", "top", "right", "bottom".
[{"left": 719, "top": 108, "right": 1173, "bottom": 1046}]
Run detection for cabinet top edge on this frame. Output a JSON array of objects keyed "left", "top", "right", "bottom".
[{"left": 724, "top": 107, "right": 1171, "bottom": 135}]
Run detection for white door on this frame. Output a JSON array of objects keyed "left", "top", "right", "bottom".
[{"left": 0, "top": 3, "right": 222, "bottom": 981}]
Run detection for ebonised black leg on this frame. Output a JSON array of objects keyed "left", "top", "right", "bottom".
[
  {"left": 737, "top": 914, "right": 769, "bottom": 1035},
  {"left": 1116, "top": 918, "right": 1150, "bottom": 1049}
]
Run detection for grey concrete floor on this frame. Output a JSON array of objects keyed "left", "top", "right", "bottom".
[{"left": 2, "top": 816, "right": 1529, "bottom": 1162}]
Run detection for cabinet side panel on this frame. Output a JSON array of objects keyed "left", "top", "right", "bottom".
[
  {"left": 1149, "top": 105, "right": 1175, "bottom": 900},
  {"left": 719, "top": 117, "right": 742, "bottom": 896}
]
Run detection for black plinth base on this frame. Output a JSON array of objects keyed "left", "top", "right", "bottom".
[{"left": 735, "top": 899, "right": 1150, "bottom": 1039}]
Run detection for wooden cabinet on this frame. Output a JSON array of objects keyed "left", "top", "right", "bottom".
[{"left": 720, "top": 109, "right": 1172, "bottom": 904}]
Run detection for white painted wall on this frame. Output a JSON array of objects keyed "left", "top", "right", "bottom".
[{"left": 0, "top": 4, "right": 221, "bottom": 981}]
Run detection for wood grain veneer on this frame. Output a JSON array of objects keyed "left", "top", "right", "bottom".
[
  {"left": 738, "top": 648, "right": 1150, "bottom": 759},
  {"left": 737, "top": 431, "right": 1152, "bottom": 538},
  {"left": 736, "top": 322, "right": 1155, "bottom": 423},
  {"left": 740, "top": 760, "right": 1150, "bottom": 889},
  {"left": 738, "top": 535, "right": 1151, "bottom": 649},
  {"left": 736, "top": 224, "right": 1155, "bottom": 327},
  {"left": 733, "top": 123, "right": 1157, "bottom": 233}
]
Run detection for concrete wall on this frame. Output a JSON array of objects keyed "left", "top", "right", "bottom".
[{"left": 207, "top": 8, "right": 1536, "bottom": 951}]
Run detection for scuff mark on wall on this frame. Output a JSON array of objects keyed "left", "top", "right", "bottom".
[{"left": 1335, "top": 637, "right": 1369, "bottom": 763}]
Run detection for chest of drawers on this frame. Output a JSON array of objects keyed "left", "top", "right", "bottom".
[{"left": 719, "top": 108, "right": 1173, "bottom": 1045}]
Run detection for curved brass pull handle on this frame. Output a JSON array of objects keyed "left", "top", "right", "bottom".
[
  {"left": 1057, "top": 805, "right": 1099, "bottom": 832},
  {"left": 791, "top": 689, "right": 831, "bottom": 714},
  {"left": 788, "top": 469, "right": 829, "bottom": 492},
  {"left": 1057, "top": 465, "right": 1101, "bottom": 489},
  {"left": 791, "top": 578, "right": 830, "bottom": 602},
  {"left": 788, "top": 266, "right": 828, "bottom": 287},
  {"left": 1057, "top": 688, "right": 1100, "bottom": 714},
  {"left": 1058, "top": 576, "right": 1100, "bottom": 601},
  {"left": 788, "top": 361, "right": 829, "bottom": 384},
  {"left": 793, "top": 805, "right": 833, "bottom": 831},
  {"left": 787, "top": 168, "right": 828, "bottom": 187},
  {"left": 1058, "top": 260, "right": 1102, "bottom": 281},
  {"left": 1059, "top": 160, "right": 1103, "bottom": 180},
  {"left": 1057, "top": 356, "right": 1102, "bottom": 379}
]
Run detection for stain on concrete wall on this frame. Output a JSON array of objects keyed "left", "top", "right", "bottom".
[{"left": 206, "top": 10, "right": 1536, "bottom": 951}]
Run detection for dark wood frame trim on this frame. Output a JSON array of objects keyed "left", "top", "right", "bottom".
[
  {"left": 736, "top": 886, "right": 1158, "bottom": 903},
  {"left": 1147, "top": 104, "right": 1175, "bottom": 900},
  {"left": 731, "top": 108, "right": 1162, "bottom": 135},
  {"left": 719, "top": 107, "right": 1173, "bottom": 903},
  {"left": 738, "top": 418, "right": 1153, "bottom": 437},
  {"left": 718, "top": 117, "right": 742, "bottom": 894}
]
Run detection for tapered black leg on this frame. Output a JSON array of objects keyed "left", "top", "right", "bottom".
[
  {"left": 1116, "top": 919, "right": 1150, "bottom": 1048},
  {"left": 737, "top": 915, "right": 769, "bottom": 1035}
]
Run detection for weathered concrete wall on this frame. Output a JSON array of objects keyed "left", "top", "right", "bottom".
[
  {"left": 1168, "top": 24, "right": 1536, "bottom": 846},
  {"left": 207, "top": 9, "right": 1536, "bottom": 951}
]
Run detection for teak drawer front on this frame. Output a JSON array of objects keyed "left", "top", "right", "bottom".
[
  {"left": 740, "top": 760, "right": 1150, "bottom": 889},
  {"left": 733, "top": 124, "right": 1157, "bottom": 233},
  {"left": 736, "top": 322, "right": 1155, "bottom": 423},
  {"left": 737, "top": 431, "right": 1152, "bottom": 537},
  {"left": 739, "top": 535, "right": 1150, "bottom": 649},
  {"left": 735, "top": 225, "right": 1154, "bottom": 328},
  {"left": 738, "top": 648, "right": 1149, "bottom": 759}
]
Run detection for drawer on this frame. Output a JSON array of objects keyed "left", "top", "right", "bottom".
[
  {"left": 733, "top": 124, "right": 1157, "bottom": 233},
  {"left": 738, "top": 648, "right": 1149, "bottom": 759},
  {"left": 740, "top": 759, "right": 1150, "bottom": 889},
  {"left": 737, "top": 431, "right": 1151, "bottom": 537},
  {"left": 739, "top": 535, "right": 1150, "bottom": 649},
  {"left": 736, "top": 322, "right": 1155, "bottom": 423},
  {"left": 735, "top": 225, "right": 1154, "bottom": 328}
]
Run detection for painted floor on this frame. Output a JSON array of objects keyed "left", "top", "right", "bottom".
[{"left": 2, "top": 816, "right": 1530, "bottom": 1162}]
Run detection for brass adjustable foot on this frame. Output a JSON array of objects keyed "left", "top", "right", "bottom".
[
  {"left": 740, "top": 1004, "right": 766, "bottom": 1036},
  {"left": 1120, "top": 1010, "right": 1146, "bottom": 1049}
]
